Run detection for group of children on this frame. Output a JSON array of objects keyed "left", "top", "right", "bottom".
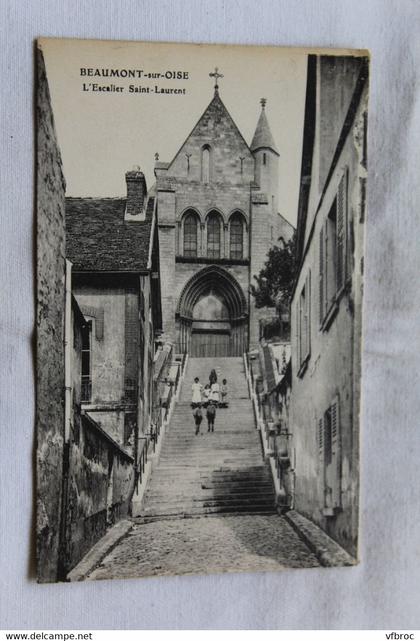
[{"left": 191, "top": 370, "right": 229, "bottom": 435}]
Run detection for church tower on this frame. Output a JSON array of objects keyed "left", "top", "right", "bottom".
[
  {"left": 251, "top": 98, "right": 280, "bottom": 215},
  {"left": 155, "top": 69, "right": 255, "bottom": 356},
  {"left": 154, "top": 73, "right": 290, "bottom": 355},
  {"left": 249, "top": 99, "right": 282, "bottom": 348}
]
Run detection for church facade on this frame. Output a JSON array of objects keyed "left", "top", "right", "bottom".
[{"left": 153, "top": 81, "right": 293, "bottom": 356}]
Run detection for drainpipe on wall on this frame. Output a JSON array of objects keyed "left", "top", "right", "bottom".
[
  {"left": 64, "top": 259, "right": 73, "bottom": 443},
  {"left": 57, "top": 259, "right": 73, "bottom": 580}
]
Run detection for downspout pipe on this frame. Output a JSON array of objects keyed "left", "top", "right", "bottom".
[
  {"left": 64, "top": 259, "right": 73, "bottom": 443},
  {"left": 57, "top": 259, "right": 73, "bottom": 580}
]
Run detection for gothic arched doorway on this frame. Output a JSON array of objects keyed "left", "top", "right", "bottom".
[{"left": 176, "top": 266, "right": 248, "bottom": 357}]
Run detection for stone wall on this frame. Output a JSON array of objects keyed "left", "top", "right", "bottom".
[
  {"left": 174, "top": 182, "right": 251, "bottom": 225},
  {"left": 59, "top": 301, "right": 135, "bottom": 575},
  {"left": 290, "top": 75, "right": 367, "bottom": 557},
  {"left": 157, "top": 224, "right": 177, "bottom": 338},
  {"left": 168, "top": 92, "right": 254, "bottom": 186},
  {"left": 304, "top": 55, "right": 365, "bottom": 248},
  {"left": 73, "top": 286, "right": 126, "bottom": 405},
  {"left": 139, "top": 273, "right": 154, "bottom": 436},
  {"left": 62, "top": 413, "right": 135, "bottom": 575},
  {"left": 36, "top": 46, "right": 67, "bottom": 583}
]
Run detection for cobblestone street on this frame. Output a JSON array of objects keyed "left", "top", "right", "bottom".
[{"left": 88, "top": 514, "right": 320, "bottom": 580}]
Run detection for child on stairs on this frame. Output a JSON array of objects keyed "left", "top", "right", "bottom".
[
  {"left": 191, "top": 377, "right": 203, "bottom": 408},
  {"left": 220, "top": 379, "right": 229, "bottom": 408},
  {"left": 193, "top": 405, "right": 203, "bottom": 436},
  {"left": 206, "top": 401, "right": 216, "bottom": 433}
]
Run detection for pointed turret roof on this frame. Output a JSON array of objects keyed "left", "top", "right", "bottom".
[{"left": 250, "top": 99, "right": 279, "bottom": 155}]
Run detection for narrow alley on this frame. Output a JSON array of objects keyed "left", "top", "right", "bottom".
[{"left": 87, "top": 358, "right": 320, "bottom": 580}]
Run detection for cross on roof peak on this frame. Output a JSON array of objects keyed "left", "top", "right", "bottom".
[
  {"left": 209, "top": 67, "right": 224, "bottom": 92},
  {"left": 260, "top": 98, "right": 267, "bottom": 109}
]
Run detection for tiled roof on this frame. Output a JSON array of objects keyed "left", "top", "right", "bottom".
[{"left": 66, "top": 196, "right": 154, "bottom": 272}]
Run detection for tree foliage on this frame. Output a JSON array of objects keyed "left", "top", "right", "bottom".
[{"left": 250, "top": 232, "right": 297, "bottom": 309}]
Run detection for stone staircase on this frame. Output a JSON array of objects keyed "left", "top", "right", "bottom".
[{"left": 140, "top": 357, "right": 276, "bottom": 519}]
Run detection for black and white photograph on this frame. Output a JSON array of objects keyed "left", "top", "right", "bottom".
[{"left": 36, "top": 38, "right": 368, "bottom": 583}]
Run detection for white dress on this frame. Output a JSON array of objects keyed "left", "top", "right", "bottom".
[
  {"left": 210, "top": 382, "right": 220, "bottom": 403},
  {"left": 191, "top": 382, "right": 202, "bottom": 404}
]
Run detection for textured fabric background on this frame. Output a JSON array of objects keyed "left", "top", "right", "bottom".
[{"left": 1, "top": 0, "right": 419, "bottom": 630}]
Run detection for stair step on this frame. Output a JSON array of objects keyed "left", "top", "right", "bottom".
[
  {"left": 133, "top": 510, "right": 276, "bottom": 525},
  {"left": 146, "top": 486, "right": 275, "bottom": 496},
  {"left": 148, "top": 481, "right": 272, "bottom": 489},
  {"left": 144, "top": 493, "right": 274, "bottom": 507},
  {"left": 142, "top": 504, "right": 276, "bottom": 517},
  {"left": 148, "top": 478, "right": 272, "bottom": 485},
  {"left": 151, "top": 467, "right": 271, "bottom": 475},
  {"left": 140, "top": 356, "right": 274, "bottom": 520}
]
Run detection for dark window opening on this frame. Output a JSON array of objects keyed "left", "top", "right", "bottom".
[
  {"left": 201, "top": 145, "right": 211, "bottom": 182},
  {"left": 183, "top": 212, "right": 198, "bottom": 257},
  {"left": 207, "top": 212, "right": 221, "bottom": 258},
  {"left": 230, "top": 213, "right": 244, "bottom": 259}
]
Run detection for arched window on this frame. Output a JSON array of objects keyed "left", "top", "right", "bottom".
[
  {"left": 183, "top": 211, "right": 198, "bottom": 257},
  {"left": 201, "top": 145, "right": 211, "bottom": 183},
  {"left": 230, "top": 213, "right": 244, "bottom": 259},
  {"left": 207, "top": 212, "right": 221, "bottom": 258}
]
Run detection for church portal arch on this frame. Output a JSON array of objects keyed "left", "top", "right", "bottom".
[{"left": 176, "top": 266, "right": 248, "bottom": 357}]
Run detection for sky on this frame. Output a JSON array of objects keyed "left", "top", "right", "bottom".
[{"left": 40, "top": 38, "right": 308, "bottom": 226}]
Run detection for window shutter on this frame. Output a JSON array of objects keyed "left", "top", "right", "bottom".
[
  {"left": 330, "top": 397, "right": 341, "bottom": 508},
  {"left": 294, "top": 302, "right": 300, "bottom": 368},
  {"left": 318, "top": 416, "right": 324, "bottom": 461},
  {"left": 304, "top": 279, "right": 307, "bottom": 358},
  {"left": 319, "top": 227, "right": 324, "bottom": 325},
  {"left": 324, "top": 218, "right": 329, "bottom": 315},
  {"left": 305, "top": 272, "right": 311, "bottom": 358},
  {"left": 336, "top": 174, "right": 346, "bottom": 292},
  {"left": 296, "top": 296, "right": 302, "bottom": 366}
]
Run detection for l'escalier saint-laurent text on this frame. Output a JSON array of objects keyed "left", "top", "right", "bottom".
[
  {"left": 80, "top": 68, "right": 189, "bottom": 79},
  {"left": 82, "top": 83, "right": 187, "bottom": 94}
]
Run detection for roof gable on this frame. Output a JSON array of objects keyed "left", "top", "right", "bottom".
[{"left": 166, "top": 90, "right": 254, "bottom": 180}]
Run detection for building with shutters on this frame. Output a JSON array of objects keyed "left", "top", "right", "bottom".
[
  {"left": 66, "top": 183, "right": 162, "bottom": 451},
  {"left": 61, "top": 180, "right": 164, "bottom": 575},
  {"left": 289, "top": 54, "right": 368, "bottom": 557},
  {"left": 155, "top": 82, "right": 293, "bottom": 357}
]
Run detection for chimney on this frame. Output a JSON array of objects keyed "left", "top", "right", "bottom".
[{"left": 125, "top": 167, "right": 147, "bottom": 220}]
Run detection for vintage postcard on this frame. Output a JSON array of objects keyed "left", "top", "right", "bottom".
[{"left": 36, "top": 38, "right": 368, "bottom": 582}]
